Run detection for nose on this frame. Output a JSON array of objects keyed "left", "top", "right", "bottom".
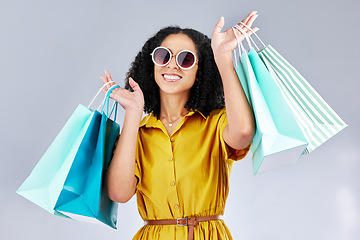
[{"left": 167, "top": 55, "right": 178, "bottom": 69}]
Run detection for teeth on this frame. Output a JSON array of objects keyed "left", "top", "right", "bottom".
[{"left": 164, "top": 74, "right": 181, "bottom": 80}]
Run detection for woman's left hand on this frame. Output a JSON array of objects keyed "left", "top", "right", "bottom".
[{"left": 211, "top": 11, "right": 259, "bottom": 61}]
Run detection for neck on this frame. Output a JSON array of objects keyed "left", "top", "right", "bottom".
[{"left": 159, "top": 91, "right": 190, "bottom": 120}]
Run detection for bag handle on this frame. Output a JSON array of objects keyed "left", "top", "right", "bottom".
[
  {"left": 88, "top": 81, "right": 115, "bottom": 109},
  {"left": 87, "top": 81, "right": 120, "bottom": 121},
  {"left": 101, "top": 84, "right": 120, "bottom": 120},
  {"left": 232, "top": 25, "right": 252, "bottom": 68},
  {"left": 232, "top": 27, "right": 244, "bottom": 69},
  {"left": 236, "top": 22, "right": 267, "bottom": 50},
  {"left": 105, "top": 98, "right": 118, "bottom": 121}
]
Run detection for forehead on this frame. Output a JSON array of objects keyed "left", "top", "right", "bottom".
[{"left": 160, "top": 33, "right": 197, "bottom": 54}]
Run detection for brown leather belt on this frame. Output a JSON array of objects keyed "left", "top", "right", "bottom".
[{"left": 144, "top": 215, "right": 222, "bottom": 240}]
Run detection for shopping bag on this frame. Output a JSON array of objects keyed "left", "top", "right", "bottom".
[
  {"left": 17, "top": 82, "right": 120, "bottom": 227},
  {"left": 236, "top": 23, "right": 347, "bottom": 156},
  {"left": 16, "top": 104, "right": 98, "bottom": 218},
  {"left": 233, "top": 26, "right": 308, "bottom": 174},
  {"left": 235, "top": 49, "right": 307, "bottom": 174},
  {"left": 258, "top": 46, "right": 347, "bottom": 154},
  {"left": 54, "top": 85, "right": 120, "bottom": 229},
  {"left": 248, "top": 48, "right": 308, "bottom": 173}
]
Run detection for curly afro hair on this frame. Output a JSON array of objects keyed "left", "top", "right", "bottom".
[{"left": 125, "top": 26, "right": 225, "bottom": 118}]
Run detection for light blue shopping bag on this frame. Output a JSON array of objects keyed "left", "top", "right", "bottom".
[
  {"left": 55, "top": 86, "right": 120, "bottom": 229},
  {"left": 16, "top": 104, "right": 96, "bottom": 217},
  {"left": 233, "top": 26, "right": 308, "bottom": 174},
  {"left": 247, "top": 48, "right": 308, "bottom": 174},
  {"left": 232, "top": 22, "right": 347, "bottom": 174},
  {"left": 17, "top": 83, "right": 120, "bottom": 228},
  {"left": 236, "top": 49, "right": 308, "bottom": 175}
]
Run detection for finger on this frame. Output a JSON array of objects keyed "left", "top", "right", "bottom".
[
  {"left": 105, "top": 70, "right": 117, "bottom": 87},
  {"left": 103, "top": 70, "right": 116, "bottom": 88},
  {"left": 212, "top": 16, "right": 225, "bottom": 36},
  {"left": 129, "top": 77, "right": 142, "bottom": 92},
  {"left": 105, "top": 70, "right": 113, "bottom": 81},
  {"left": 100, "top": 76, "right": 112, "bottom": 91},
  {"left": 245, "top": 27, "right": 259, "bottom": 36},
  {"left": 247, "top": 11, "right": 258, "bottom": 20},
  {"left": 238, "top": 13, "right": 258, "bottom": 31},
  {"left": 236, "top": 25, "right": 259, "bottom": 35},
  {"left": 244, "top": 14, "right": 258, "bottom": 28},
  {"left": 100, "top": 76, "right": 108, "bottom": 89},
  {"left": 233, "top": 25, "right": 247, "bottom": 38},
  {"left": 241, "top": 11, "right": 257, "bottom": 26},
  {"left": 232, "top": 29, "right": 245, "bottom": 42}
]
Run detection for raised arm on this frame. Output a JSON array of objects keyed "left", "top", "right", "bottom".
[
  {"left": 211, "top": 12, "right": 258, "bottom": 150},
  {"left": 100, "top": 70, "right": 144, "bottom": 203}
]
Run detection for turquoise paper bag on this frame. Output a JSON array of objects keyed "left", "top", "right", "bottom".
[
  {"left": 235, "top": 22, "right": 347, "bottom": 155},
  {"left": 16, "top": 104, "right": 96, "bottom": 217},
  {"left": 247, "top": 48, "right": 308, "bottom": 174},
  {"left": 233, "top": 25, "right": 308, "bottom": 174},
  {"left": 236, "top": 50, "right": 306, "bottom": 175},
  {"left": 55, "top": 87, "right": 120, "bottom": 229},
  {"left": 231, "top": 23, "right": 347, "bottom": 174},
  {"left": 258, "top": 45, "right": 347, "bottom": 154},
  {"left": 17, "top": 83, "right": 120, "bottom": 228}
]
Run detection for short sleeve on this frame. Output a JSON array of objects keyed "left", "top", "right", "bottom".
[{"left": 217, "top": 108, "right": 251, "bottom": 161}]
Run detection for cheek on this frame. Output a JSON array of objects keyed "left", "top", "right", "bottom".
[
  {"left": 189, "top": 67, "right": 198, "bottom": 80},
  {"left": 154, "top": 67, "right": 162, "bottom": 80}
]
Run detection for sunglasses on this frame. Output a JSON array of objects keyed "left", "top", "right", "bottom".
[{"left": 150, "top": 46, "right": 199, "bottom": 70}]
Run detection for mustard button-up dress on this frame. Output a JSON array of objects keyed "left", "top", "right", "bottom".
[{"left": 132, "top": 107, "right": 250, "bottom": 240}]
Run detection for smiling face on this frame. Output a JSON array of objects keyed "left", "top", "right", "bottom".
[{"left": 153, "top": 33, "right": 198, "bottom": 98}]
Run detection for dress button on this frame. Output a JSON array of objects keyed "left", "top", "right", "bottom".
[
  {"left": 174, "top": 204, "right": 179, "bottom": 209},
  {"left": 170, "top": 138, "right": 175, "bottom": 142},
  {"left": 170, "top": 181, "right": 176, "bottom": 186},
  {"left": 169, "top": 157, "right": 173, "bottom": 162}
]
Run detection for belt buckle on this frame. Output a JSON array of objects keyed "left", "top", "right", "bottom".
[{"left": 177, "top": 218, "right": 188, "bottom": 226}]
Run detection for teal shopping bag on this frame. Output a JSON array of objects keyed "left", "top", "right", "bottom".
[
  {"left": 247, "top": 48, "right": 308, "bottom": 174},
  {"left": 16, "top": 104, "right": 96, "bottom": 217},
  {"left": 258, "top": 46, "right": 347, "bottom": 154},
  {"left": 233, "top": 23, "right": 346, "bottom": 174},
  {"left": 235, "top": 22, "right": 347, "bottom": 154},
  {"left": 54, "top": 85, "right": 120, "bottom": 229},
  {"left": 17, "top": 82, "right": 120, "bottom": 228},
  {"left": 237, "top": 50, "right": 306, "bottom": 175},
  {"left": 233, "top": 26, "right": 308, "bottom": 174}
]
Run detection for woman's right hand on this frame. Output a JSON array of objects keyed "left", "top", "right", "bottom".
[{"left": 100, "top": 70, "right": 144, "bottom": 114}]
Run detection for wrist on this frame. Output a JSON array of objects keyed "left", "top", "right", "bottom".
[
  {"left": 125, "top": 107, "right": 143, "bottom": 121},
  {"left": 214, "top": 53, "right": 233, "bottom": 69},
  {"left": 215, "top": 57, "right": 234, "bottom": 73}
]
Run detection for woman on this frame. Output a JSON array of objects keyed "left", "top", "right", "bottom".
[{"left": 100, "top": 11, "right": 257, "bottom": 240}]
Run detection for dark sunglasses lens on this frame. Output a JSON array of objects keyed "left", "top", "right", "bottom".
[
  {"left": 177, "top": 51, "right": 195, "bottom": 68},
  {"left": 154, "top": 48, "right": 170, "bottom": 65}
]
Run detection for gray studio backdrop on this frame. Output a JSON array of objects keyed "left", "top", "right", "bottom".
[{"left": 1, "top": 0, "right": 359, "bottom": 239}]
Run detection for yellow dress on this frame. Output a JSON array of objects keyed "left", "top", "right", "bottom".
[{"left": 132, "top": 107, "right": 250, "bottom": 240}]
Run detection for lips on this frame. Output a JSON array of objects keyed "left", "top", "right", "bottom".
[{"left": 162, "top": 74, "right": 182, "bottom": 82}]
